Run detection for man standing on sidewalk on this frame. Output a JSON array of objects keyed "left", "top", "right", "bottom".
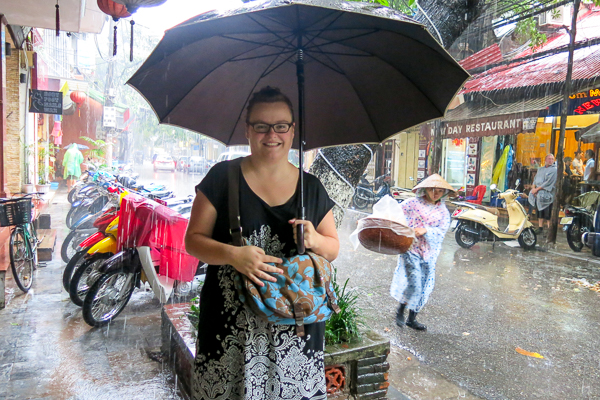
[{"left": 528, "top": 154, "right": 557, "bottom": 235}]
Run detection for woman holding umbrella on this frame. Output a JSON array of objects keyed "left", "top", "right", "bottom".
[
  {"left": 185, "top": 87, "right": 339, "bottom": 399},
  {"left": 390, "top": 174, "right": 454, "bottom": 331}
]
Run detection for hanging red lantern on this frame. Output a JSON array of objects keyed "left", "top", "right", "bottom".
[
  {"left": 113, "top": 0, "right": 167, "bottom": 14},
  {"left": 70, "top": 91, "right": 87, "bottom": 117},
  {"left": 97, "top": 0, "right": 132, "bottom": 57}
]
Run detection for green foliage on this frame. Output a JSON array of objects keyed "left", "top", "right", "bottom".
[
  {"left": 190, "top": 296, "right": 200, "bottom": 317},
  {"left": 38, "top": 142, "right": 60, "bottom": 184},
  {"left": 80, "top": 136, "right": 107, "bottom": 163},
  {"left": 325, "top": 271, "right": 364, "bottom": 345},
  {"left": 514, "top": 17, "right": 548, "bottom": 50}
]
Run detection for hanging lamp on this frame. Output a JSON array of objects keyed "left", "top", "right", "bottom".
[
  {"left": 70, "top": 91, "right": 87, "bottom": 117},
  {"left": 97, "top": 0, "right": 132, "bottom": 57}
]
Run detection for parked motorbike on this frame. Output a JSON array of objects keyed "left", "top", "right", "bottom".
[
  {"left": 81, "top": 195, "right": 197, "bottom": 327},
  {"left": 352, "top": 174, "right": 392, "bottom": 209},
  {"left": 451, "top": 182, "right": 537, "bottom": 250},
  {"left": 68, "top": 215, "right": 119, "bottom": 306},
  {"left": 561, "top": 205, "right": 594, "bottom": 252}
]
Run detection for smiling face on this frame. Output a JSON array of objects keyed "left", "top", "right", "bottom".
[
  {"left": 424, "top": 187, "right": 445, "bottom": 203},
  {"left": 245, "top": 102, "right": 295, "bottom": 161}
]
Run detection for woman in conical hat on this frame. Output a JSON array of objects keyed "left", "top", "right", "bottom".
[{"left": 390, "top": 174, "right": 454, "bottom": 331}]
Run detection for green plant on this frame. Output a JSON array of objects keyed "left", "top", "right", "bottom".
[
  {"left": 80, "top": 136, "right": 107, "bottom": 163},
  {"left": 38, "top": 142, "right": 60, "bottom": 185},
  {"left": 325, "top": 270, "right": 364, "bottom": 345},
  {"left": 189, "top": 296, "right": 200, "bottom": 318}
]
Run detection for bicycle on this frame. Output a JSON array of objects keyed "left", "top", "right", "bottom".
[{"left": 0, "top": 193, "right": 42, "bottom": 292}]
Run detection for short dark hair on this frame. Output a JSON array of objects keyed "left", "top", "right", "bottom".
[
  {"left": 564, "top": 156, "right": 572, "bottom": 163},
  {"left": 575, "top": 150, "right": 582, "bottom": 156},
  {"left": 245, "top": 86, "right": 294, "bottom": 123},
  {"left": 586, "top": 149, "right": 595, "bottom": 159}
]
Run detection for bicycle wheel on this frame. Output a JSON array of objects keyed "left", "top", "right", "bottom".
[
  {"left": 69, "top": 253, "right": 111, "bottom": 306},
  {"left": 83, "top": 270, "right": 137, "bottom": 327},
  {"left": 9, "top": 227, "right": 34, "bottom": 292}
]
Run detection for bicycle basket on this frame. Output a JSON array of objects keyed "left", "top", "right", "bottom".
[{"left": 0, "top": 198, "right": 33, "bottom": 227}]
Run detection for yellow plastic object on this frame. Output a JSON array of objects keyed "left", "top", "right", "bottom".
[
  {"left": 105, "top": 216, "right": 119, "bottom": 236},
  {"left": 88, "top": 236, "right": 117, "bottom": 255}
]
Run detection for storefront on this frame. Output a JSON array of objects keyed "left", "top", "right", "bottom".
[{"left": 421, "top": 111, "right": 539, "bottom": 197}]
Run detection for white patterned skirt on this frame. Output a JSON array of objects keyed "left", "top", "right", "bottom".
[{"left": 192, "top": 265, "right": 327, "bottom": 400}]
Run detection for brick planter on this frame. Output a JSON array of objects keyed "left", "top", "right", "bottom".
[{"left": 162, "top": 303, "right": 390, "bottom": 399}]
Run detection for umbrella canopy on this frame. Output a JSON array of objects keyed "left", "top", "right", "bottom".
[
  {"left": 64, "top": 143, "right": 90, "bottom": 150},
  {"left": 127, "top": 0, "right": 469, "bottom": 151},
  {"left": 580, "top": 122, "right": 600, "bottom": 143}
]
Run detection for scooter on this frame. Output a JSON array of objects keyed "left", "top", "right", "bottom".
[
  {"left": 562, "top": 204, "right": 594, "bottom": 252},
  {"left": 451, "top": 182, "right": 537, "bottom": 250},
  {"left": 80, "top": 194, "right": 197, "bottom": 327},
  {"left": 352, "top": 173, "right": 392, "bottom": 209}
]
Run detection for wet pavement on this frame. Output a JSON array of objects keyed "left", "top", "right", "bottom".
[
  {"left": 0, "top": 187, "right": 184, "bottom": 400},
  {"left": 2, "top": 167, "right": 599, "bottom": 399},
  {"left": 337, "top": 209, "right": 600, "bottom": 400}
]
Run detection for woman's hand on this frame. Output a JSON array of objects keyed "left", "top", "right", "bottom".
[
  {"left": 289, "top": 219, "right": 319, "bottom": 249},
  {"left": 230, "top": 246, "right": 283, "bottom": 287},
  {"left": 415, "top": 227, "right": 427, "bottom": 237}
]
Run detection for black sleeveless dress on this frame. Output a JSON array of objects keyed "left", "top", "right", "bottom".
[{"left": 191, "top": 160, "right": 334, "bottom": 400}]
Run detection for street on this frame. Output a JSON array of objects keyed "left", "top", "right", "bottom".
[
  {"left": 337, "top": 210, "right": 600, "bottom": 400},
  {"left": 134, "top": 161, "right": 600, "bottom": 399}
]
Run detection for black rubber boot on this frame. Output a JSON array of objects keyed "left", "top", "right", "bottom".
[
  {"left": 395, "top": 303, "right": 406, "bottom": 327},
  {"left": 406, "top": 310, "right": 427, "bottom": 331}
]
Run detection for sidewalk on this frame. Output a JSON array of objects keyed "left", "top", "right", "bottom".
[{"left": 0, "top": 186, "right": 183, "bottom": 399}]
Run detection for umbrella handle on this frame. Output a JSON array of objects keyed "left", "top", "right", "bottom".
[{"left": 296, "top": 224, "right": 305, "bottom": 254}]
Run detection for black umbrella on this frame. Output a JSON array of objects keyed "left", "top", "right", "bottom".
[{"left": 127, "top": 0, "right": 469, "bottom": 252}]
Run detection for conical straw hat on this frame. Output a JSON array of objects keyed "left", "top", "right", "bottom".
[{"left": 412, "top": 174, "right": 456, "bottom": 195}]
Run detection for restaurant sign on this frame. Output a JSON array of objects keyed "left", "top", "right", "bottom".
[{"left": 421, "top": 111, "right": 539, "bottom": 140}]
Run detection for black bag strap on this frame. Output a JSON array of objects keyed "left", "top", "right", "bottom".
[{"left": 228, "top": 158, "right": 244, "bottom": 247}]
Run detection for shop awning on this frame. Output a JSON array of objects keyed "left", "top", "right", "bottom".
[
  {"left": 580, "top": 122, "right": 600, "bottom": 143},
  {"left": 421, "top": 109, "right": 540, "bottom": 140}
]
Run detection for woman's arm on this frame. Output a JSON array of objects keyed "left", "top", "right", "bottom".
[
  {"left": 185, "top": 192, "right": 283, "bottom": 286},
  {"left": 290, "top": 210, "right": 339, "bottom": 262}
]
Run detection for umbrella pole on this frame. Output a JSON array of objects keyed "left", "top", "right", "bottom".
[{"left": 296, "top": 48, "right": 306, "bottom": 254}]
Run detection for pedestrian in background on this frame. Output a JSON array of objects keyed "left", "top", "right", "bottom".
[
  {"left": 562, "top": 157, "right": 575, "bottom": 206},
  {"left": 528, "top": 154, "right": 557, "bottom": 235},
  {"left": 572, "top": 150, "right": 584, "bottom": 176},
  {"left": 63, "top": 144, "right": 84, "bottom": 191},
  {"left": 584, "top": 149, "right": 595, "bottom": 181},
  {"left": 390, "top": 174, "right": 453, "bottom": 331}
]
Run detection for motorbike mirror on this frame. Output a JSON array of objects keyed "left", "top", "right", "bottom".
[
  {"left": 515, "top": 179, "right": 521, "bottom": 189},
  {"left": 490, "top": 184, "right": 497, "bottom": 191}
]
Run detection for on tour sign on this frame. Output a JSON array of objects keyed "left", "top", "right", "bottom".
[{"left": 103, "top": 106, "right": 117, "bottom": 128}]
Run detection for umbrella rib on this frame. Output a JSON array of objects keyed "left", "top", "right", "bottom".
[
  {"left": 221, "top": 33, "right": 296, "bottom": 51},
  {"left": 306, "top": 30, "right": 447, "bottom": 116},
  {"left": 231, "top": 50, "right": 297, "bottom": 62},
  {"left": 261, "top": 52, "right": 298, "bottom": 78},
  {"left": 225, "top": 54, "right": 286, "bottom": 145},
  {"left": 303, "top": 50, "right": 380, "bottom": 135},
  {"left": 299, "top": 11, "right": 346, "bottom": 50},
  {"left": 243, "top": 14, "right": 298, "bottom": 50},
  {"left": 303, "top": 29, "right": 379, "bottom": 52}
]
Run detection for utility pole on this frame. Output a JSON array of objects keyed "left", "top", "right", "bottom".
[
  {"left": 103, "top": 19, "right": 116, "bottom": 167},
  {"left": 548, "top": 0, "right": 581, "bottom": 244}
]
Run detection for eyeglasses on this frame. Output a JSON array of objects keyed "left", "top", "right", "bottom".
[{"left": 248, "top": 122, "right": 293, "bottom": 134}]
